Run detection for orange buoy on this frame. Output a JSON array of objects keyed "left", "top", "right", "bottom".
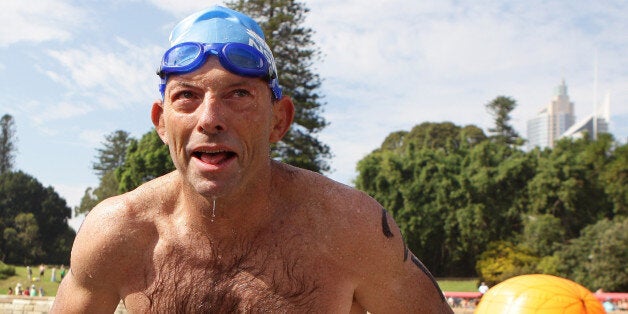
[{"left": 474, "top": 274, "right": 604, "bottom": 313}]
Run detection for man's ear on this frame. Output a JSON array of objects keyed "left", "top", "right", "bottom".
[
  {"left": 270, "top": 96, "right": 295, "bottom": 143},
  {"left": 151, "top": 99, "right": 168, "bottom": 145}
]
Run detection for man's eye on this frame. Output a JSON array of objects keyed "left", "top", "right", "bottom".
[
  {"left": 233, "top": 89, "right": 252, "bottom": 97},
  {"left": 177, "top": 91, "right": 194, "bottom": 99}
]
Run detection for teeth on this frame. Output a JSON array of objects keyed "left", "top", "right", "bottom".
[{"left": 199, "top": 149, "right": 225, "bottom": 154}]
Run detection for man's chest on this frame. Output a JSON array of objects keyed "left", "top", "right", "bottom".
[{"left": 122, "top": 231, "right": 354, "bottom": 312}]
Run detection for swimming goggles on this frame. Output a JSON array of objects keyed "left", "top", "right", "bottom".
[{"left": 158, "top": 41, "right": 282, "bottom": 99}]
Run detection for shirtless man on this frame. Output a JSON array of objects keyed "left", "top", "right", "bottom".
[{"left": 52, "top": 6, "right": 452, "bottom": 313}]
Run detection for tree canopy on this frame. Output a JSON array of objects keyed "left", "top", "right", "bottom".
[
  {"left": 0, "top": 114, "right": 17, "bottom": 174},
  {"left": 0, "top": 171, "right": 75, "bottom": 265},
  {"left": 93, "top": 130, "right": 132, "bottom": 179},
  {"left": 76, "top": 130, "right": 134, "bottom": 215},
  {"left": 485, "top": 96, "right": 521, "bottom": 145},
  {"left": 355, "top": 119, "right": 626, "bottom": 290},
  {"left": 116, "top": 130, "right": 175, "bottom": 193}
]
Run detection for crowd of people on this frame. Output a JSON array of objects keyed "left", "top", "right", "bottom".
[{"left": 4, "top": 264, "right": 66, "bottom": 297}]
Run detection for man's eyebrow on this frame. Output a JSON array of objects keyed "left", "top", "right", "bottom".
[
  {"left": 170, "top": 76, "right": 263, "bottom": 90},
  {"left": 168, "top": 81, "right": 200, "bottom": 91}
]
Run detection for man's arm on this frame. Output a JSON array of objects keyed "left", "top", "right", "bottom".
[
  {"left": 351, "top": 201, "right": 453, "bottom": 313},
  {"left": 50, "top": 199, "right": 128, "bottom": 313},
  {"left": 52, "top": 268, "right": 121, "bottom": 313}
]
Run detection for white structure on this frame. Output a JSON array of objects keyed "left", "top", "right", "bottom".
[
  {"left": 527, "top": 80, "right": 611, "bottom": 150},
  {"left": 561, "top": 92, "right": 611, "bottom": 140},
  {"left": 527, "top": 80, "right": 576, "bottom": 150}
]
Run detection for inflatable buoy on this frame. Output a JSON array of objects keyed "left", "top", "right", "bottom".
[{"left": 474, "top": 274, "right": 604, "bottom": 313}]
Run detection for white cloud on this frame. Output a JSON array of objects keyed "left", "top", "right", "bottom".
[
  {"left": 52, "top": 183, "right": 88, "bottom": 209},
  {"left": 146, "top": 0, "right": 223, "bottom": 17},
  {"left": 31, "top": 101, "right": 92, "bottom": 125},
  {"left": 0, "top": 0, "right": 86, "bottom": 46},
  {"left": 44, "top": 38, "right": 163, "bottom": 109},
  {"left": 79, "top": 129, "right": 109, "bottom": 148},
  {"left": 305, "top": 0, "right": 628, "bottom": 184}
]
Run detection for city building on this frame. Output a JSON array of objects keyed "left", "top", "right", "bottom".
[
  {"left": 526, "top": 80, "right": 576, "bottom": 150},
  {"left": 526, "top": 80, "right": 610, "bottom": 150}
]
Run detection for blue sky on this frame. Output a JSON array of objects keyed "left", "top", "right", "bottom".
[{"left": 1, "top": 0, "right": 627, "bottom": 230}]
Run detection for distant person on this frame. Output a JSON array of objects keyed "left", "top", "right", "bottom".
[
  {"left": 38, "top": 264, "right": 45, "bottom": 277},
  {"left": 603, "top": 298, "right": 616, "bottom": 312},
  {"left": 51, "top": 267, "right": 57, "bottom": 282},
  {"left": 15, "top": 283, "right": 21, "bottom": 295},
  {"left": 479, "top": 282, "right": 489, "bottom": 294},
  {"left": 29, "top": 285, "right": 36, "bottom": 297},
  {"left": 7, "top": 287, "right": 13, "bottom": 295},
  {"left": 51, "top": 5, "right": 452, "bottom": 313},
  {"left": 59, "top": 265, "right": 66, "bottom": 280},
  {"left": 27, "top": 266, "right": 32, "bottom": 281}
]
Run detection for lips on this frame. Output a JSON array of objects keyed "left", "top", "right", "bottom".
[{"left": 193, "top": 150, "right": 237, "bottom": 165}]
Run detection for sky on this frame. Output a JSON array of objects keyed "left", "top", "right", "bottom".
[{"left": 1, "top": 0, "right": 627, "bottom": 231}]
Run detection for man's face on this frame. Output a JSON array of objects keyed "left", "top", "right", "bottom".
[{"left": 153, "top": 57, "right": 288, "bottom": 198}]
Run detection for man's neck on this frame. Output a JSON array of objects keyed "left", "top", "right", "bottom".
[{"left": 174, "top": 167, "right": 278, "bottom": 242}]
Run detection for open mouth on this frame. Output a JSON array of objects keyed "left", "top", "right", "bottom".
[{"left": 193, "top": 150, "right": 237, "bottom": 165}]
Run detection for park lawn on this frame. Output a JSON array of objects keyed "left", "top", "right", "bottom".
[
  {"left": 1, "top": 265, "right": 63, "bottom": 296},
  {"left": 437, "top": 278, "right": 479, "bottom": 292}
]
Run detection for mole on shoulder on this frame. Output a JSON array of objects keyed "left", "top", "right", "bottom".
[{"left": 381, "top": 208, "right": 394, "bottom": 238}]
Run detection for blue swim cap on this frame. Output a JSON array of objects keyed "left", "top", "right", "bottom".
[{"left": 168, "top": 5, "right": 279, "bottom": 83}]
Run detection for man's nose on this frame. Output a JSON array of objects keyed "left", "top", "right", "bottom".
[{"left": 197, "top": 95, "right": 227, "bottom": 135}]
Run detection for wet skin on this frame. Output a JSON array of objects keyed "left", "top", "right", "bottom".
[{"left": 51, "top": 58, "right": 453, "bottom": 313}]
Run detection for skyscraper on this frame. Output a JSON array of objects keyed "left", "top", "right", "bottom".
[{"left": 527, "top": 80, "right": 576, "bottom": 150}]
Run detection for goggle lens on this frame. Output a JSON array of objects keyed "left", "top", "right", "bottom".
[
  {"left": 224, "top": 46, "right": 264, "bottom": 71},
  {"left": 164, "top": 44, "right": 202, "bottom": 67},
  {"left": 162, "top": 42, "right": 266, "bottom": 76}
]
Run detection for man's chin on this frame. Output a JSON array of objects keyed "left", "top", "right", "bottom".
[{"left": 188, "top": 177, "right": 234, "bottom": 200}]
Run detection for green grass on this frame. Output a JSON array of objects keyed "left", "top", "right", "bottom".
[
  {"left": 0, "top": 265, "right": 64, "bottom": 296},
  {"left": 437, "top": 278, "right": 479, "bottom": 292}
]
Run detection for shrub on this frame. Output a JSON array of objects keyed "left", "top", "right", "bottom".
[
  {"left": 476, "top": 241, "right": 539, "bottom": 286},
  {"left": 0, "top": 262, "right": 16, "bottom": 280}
]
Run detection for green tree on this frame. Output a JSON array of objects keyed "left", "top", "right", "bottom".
[
  {"left": 0, "top": 114, "right": 17, "bottom": 174},
  {"left": 3, "top": 213, "right": 44, "bottom": 265},
  {"left": 521, "top": 214, "right": 565, "bottom": 257},
  {"left": 93, "top": 130, "right": 132, "bottom": 179},
  {"left": 226, "top": 0, "right": 331, "bottom": 173},
  {"left": 600, "top": 142, "right": 628, "bottom": 215},
  {"left": 116, "top": 130, "right": 175, "bottom": 193},
  {"left": 526, "top": 135, "right": 614, "bottom": 238},
  {"left": 76, "top": 130, "right": 132, "bottom": 215},
  {"left": 356, "top": 122, "right": 502, "bottom": 276},
  {"left": 485, "top": 96, "right": 520, "bottom": 145},
  {"left": 556, "top": 217, "right": 628, "bottom": 292},
  {"left": 0, "top": 171, "right": 75, "bottom": 264},
  {"left": 453, "top": 140, "right": 535, "bottom": 273}
]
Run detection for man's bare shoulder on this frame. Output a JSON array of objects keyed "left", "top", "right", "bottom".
[
  {"left": 78, "top": 172, "right": 179, "bottom": 234},
  {"left": 273, "top": 162, "right": 385, "bottom": 242},
  {"left": 70, "top": 172, "right": 180, "bottom": 286}
]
